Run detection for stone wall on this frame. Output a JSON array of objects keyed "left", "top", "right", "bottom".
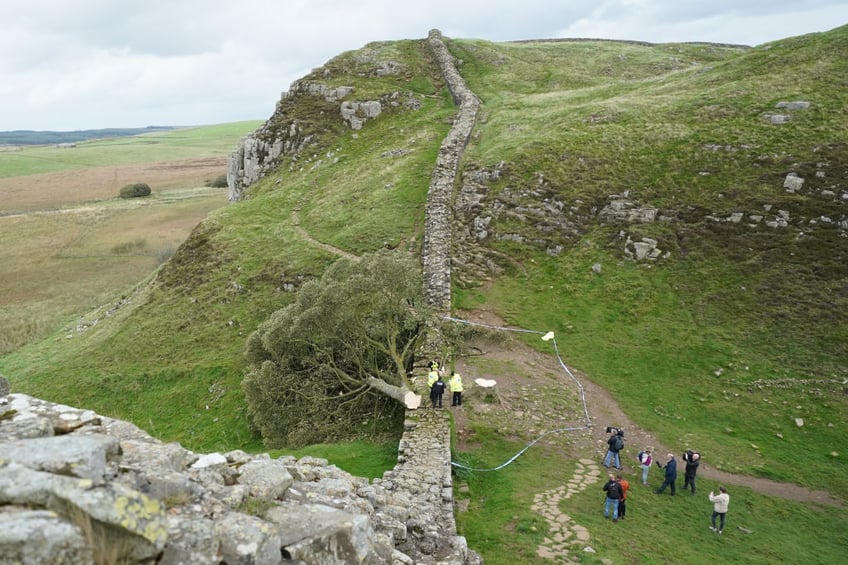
[
  {"left": 421, "top": 29, "right": 480, "bottom": 315},
  {"left": 0, "top": 387, "right": 478, "bottom": 564},
  {"left": 376, "top": 408, "right": 477, "bottom": 563}
]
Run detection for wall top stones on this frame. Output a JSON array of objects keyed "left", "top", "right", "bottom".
[{"left": 0, "top": 390, "right": 479, "bottom": 563}]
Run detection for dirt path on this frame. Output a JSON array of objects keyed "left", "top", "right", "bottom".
[
  {"left": 291, "top": 209, "right": 359, "bottom": 261},
  {"left": 451, "top": 308, "right": 843, "bottom": 508},
  {"left": 580, "top": 377, "right": 843, "bottom": 507}
]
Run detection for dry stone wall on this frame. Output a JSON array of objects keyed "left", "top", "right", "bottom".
[
  {"left": 421, "top": 29, "right": 480, "bottom": 315},
  {"left": 0, "top": 388, "right": 479, "bottom": 564}
]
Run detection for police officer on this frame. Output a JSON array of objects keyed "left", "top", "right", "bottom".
[
  {"left": 427, "top": 362, "right": 439, "bottom": 405},
  {"left": 449, "top": 371, "right": 464, "bottom": 406}
]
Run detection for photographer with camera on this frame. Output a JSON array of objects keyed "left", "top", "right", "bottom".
[
  {"left": 603, "top": 426, "right": 625, "bottom": 470},
  {"left": 708, "top": 487, "right": 730, "bottom": 534},
  {"left": 682, "top": 449, "right": 701, "bottom": 495}
]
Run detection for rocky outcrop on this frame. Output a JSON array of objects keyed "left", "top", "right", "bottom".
[
  {"left": 0, "top": 392, "right": 478, "bottom": 563},
  {"left": 226, "top": 115, "right": 313, "bottom": 202},
  {"left": 227, "top": 75, "right": 421, "bottom": 202}
]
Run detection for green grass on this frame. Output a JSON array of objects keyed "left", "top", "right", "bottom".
[
  {"left": 454, "top": 424, "right": 848, "bottom": 564},
  {"left": 447, "top": 27, "right": 848, "bottom": 497},
  {"left": 1, "top": 27, "right": 846, "bottom": 562},
  {"left": 457, "top": 237, "right": 847, "bottom": 497},
  {"left": 0, "top": 121, "right": 262, "bottom": 178},
  {"left": 271, "top": 440, "right": 400, "bottom": 479}
]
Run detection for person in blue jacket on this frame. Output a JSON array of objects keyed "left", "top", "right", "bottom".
[{"left": 654, "top": 453, "right": 678, "bottom": 495}]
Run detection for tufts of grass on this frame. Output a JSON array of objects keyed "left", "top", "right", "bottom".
[{"left": 270, "top": 439, "right": 400, "bottom": 480}]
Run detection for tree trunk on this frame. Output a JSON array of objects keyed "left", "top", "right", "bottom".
[{"left": 366, "top": 376, "right": 422, "bottom": 409}]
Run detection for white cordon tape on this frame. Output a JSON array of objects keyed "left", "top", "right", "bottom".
[{"left": 443, "top": 315, "right": 592, "bottom": 472}]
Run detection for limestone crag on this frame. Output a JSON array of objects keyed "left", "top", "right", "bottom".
[
  {"left": 226, "top": 119, "right": 311, "bottom": 202},
  {"left": 227, "top": 75, "right": 422, "bottom": 202},
  {"left": 0, "top": 392, "right": 454, "bottom": 564}
]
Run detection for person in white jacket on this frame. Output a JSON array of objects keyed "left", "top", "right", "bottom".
[{"left": 708, "top": 487, "right": 730, "bottom": 534}]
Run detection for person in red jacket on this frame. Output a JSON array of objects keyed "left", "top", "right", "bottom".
[{"left": 616, "top": 473, "right": 630, "bottom": 519}]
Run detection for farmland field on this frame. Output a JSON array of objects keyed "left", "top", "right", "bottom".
[{"left": 0, "top": 122, "right": 261, "bottom": 354}]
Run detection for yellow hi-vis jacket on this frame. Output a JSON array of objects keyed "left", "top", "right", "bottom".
[
  {"left": 427, "top": 371, "right": 439, "bottom": 389},
  {"left": 449, "top": 373, "right": 463, "bottom": 392}
]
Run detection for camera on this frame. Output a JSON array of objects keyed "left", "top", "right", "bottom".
[{"left": 605, "top": 426, "right": 624, "bottom": 436}]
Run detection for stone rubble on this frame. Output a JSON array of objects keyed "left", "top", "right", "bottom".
[
  {"left": 0, "top": 385, "right": 479, "bottom": 564},
  {"left": 531, "top": 459, "right": 601, "bottom": 563}
]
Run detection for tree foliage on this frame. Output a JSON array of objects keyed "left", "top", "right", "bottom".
[
  {"left": 242, "top": 250, "right": 429, "bottom": 448},
  {"left": 119, "top": 182, "right": 151, "bottom": 198}
]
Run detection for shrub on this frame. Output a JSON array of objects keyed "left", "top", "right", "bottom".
[
  {"left": 110, "top": 239, "right": 147, "bottom": 254},
  {"left": 119, "top": 183, "right": 151, "bottom": 198},
  {"left": 206, "top": 174, "right": 228, "bottom": 188}
]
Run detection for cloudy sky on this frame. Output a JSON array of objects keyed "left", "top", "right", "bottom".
[{"left": 2, "top": 0, "right": 846, "bottom": 131}]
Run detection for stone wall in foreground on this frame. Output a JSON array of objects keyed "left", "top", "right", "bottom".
[{"left": 0, "top": 388, "right": 478, "bottom": 564}]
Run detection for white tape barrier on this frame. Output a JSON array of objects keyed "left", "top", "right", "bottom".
[{"left": 442, "top": 316, "right": 592, "bottom": 472}]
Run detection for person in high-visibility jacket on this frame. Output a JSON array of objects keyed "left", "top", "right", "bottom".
[{"left": 449, "top": 371, "right": 464, "bottom": 406}]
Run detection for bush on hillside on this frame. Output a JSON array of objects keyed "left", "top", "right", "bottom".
[
  {"left": 119, "top": 183, "right": 151, "bottom": 198},
  {"left": 206, "top": 174, "right": 228, "bottom": 188}
]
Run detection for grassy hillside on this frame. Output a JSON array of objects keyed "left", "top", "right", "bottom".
[
  {"left": 1, "top": 27, "right": 846, "bottom": 564},
  {"left": 1, "top": 39, "right": 453, "bottom": 452},
  {"left": 449, "top": 27, "right": 847, "bottom": 495}
]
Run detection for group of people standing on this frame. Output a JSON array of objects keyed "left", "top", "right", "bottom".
[
  {"left": 653, "top": 449, "right": 700, "bottom": 496},
  {"left": 427, "top": 360, "right": 463, "bottom": 408},
  {"left": 602, "top": 430, "right": 729, "bottom": 533},
  {"left": 602, "top": 472, "right": 630, "bottom": 522}
]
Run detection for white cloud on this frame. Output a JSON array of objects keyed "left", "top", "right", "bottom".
[{"left": 1, "top": 0, "right": 845, "bottom": 130}]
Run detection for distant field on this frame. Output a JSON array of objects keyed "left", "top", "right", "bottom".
[
  {"left": 0, "top": 157, "right": 227, "bottom": 214},
  {"left": 0, "top": 121, "right": 261, "bottom": 355},
  {"left": 0, "top": 121, "right": 262, "bottom": 178},
  {"left": 0, "top": 126, "right": 177, "bottom": 146}
]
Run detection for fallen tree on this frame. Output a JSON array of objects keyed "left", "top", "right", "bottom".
[{"left": 242, "top": 250, "right": 428, "bottom": 447}]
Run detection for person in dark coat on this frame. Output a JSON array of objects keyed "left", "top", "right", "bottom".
[
  {"left": 602, "top": 473, "right": 622, "bottom": 522},
  {"left": 682, "top": 450, "right": 700, "bottom": 495},
  {"left": 604, "top": 429, "right": 624, "bottom": 469},
  {"left": 654, "top": 453, "right": 677, "bottom": 495},
  {"left": 431, "top": 376, "right": 447, "bottom": 408}
]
